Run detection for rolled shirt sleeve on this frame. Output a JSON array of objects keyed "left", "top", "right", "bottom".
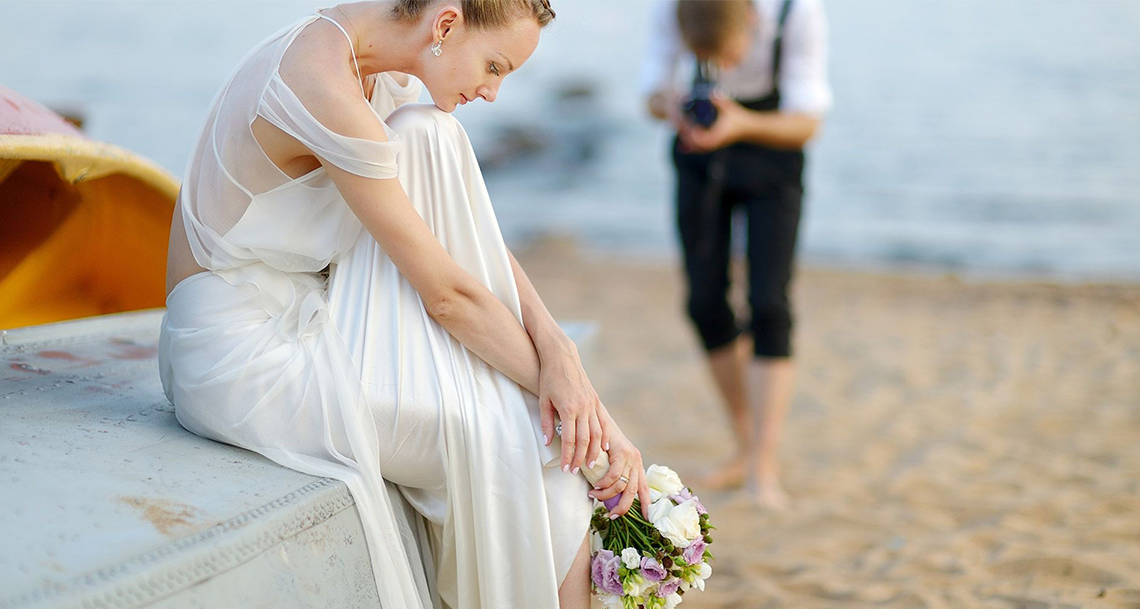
[
  {"left": 778, "top": 0, "right": 833, "bottom": 116},
  {"left": 638, "top": 0, "right": 685, "bottom": 98}
]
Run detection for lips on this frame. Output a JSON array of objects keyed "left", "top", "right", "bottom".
[{"left": 460, "top": 94, "right": 468, "bottom": 105}]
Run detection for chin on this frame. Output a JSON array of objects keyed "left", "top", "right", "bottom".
[{"left": 428, "top": 97, "right": 458, "bottom": 113}]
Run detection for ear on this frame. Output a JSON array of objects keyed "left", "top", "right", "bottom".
[{"left": 433, "top": 5, "right": 463, "bottom": 42}]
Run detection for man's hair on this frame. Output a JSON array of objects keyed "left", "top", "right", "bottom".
[
  {"left": 676, "top": 0, "right": 752, "bottom": 55},
  {"left": 392, "top": 0, "right": 556, "bottom": 29}
]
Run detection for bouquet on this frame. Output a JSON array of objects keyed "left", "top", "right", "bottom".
[{"left": 578, "top": 454, "right": 715, "bottom": 609}]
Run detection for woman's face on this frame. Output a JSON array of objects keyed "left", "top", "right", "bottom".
[{"left": 418, "top": 9, "right": 542, "bottom": 112}]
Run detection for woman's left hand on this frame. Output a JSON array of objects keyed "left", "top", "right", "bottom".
[
  {"left": 539, "top": 343, "right": 607, "bottom": 476},
  {"left": 679, "top": 95, "right": 748, "bottom": 153}
]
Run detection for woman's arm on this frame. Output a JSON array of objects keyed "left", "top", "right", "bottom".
[
  {"left": 272, "top": 33, "right": 545, "bottom": 396},
  {"left": 507, "top": 249, "right": 576, "bottom": 366},
  {"left": 271, "top": 28, "right": 604, "bottom": 473},
  {"left": 507, "top": 249, "right": 607, "bottom": 472},
  {"left": 333, "top": 166, "right": 544, "bottom": 397}
]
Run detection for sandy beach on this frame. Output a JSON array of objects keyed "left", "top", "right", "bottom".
[{"left": 515, "top": 237, "right": 1140, "bottom": 609}]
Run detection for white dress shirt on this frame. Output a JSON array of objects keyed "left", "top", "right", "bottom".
[{"left": 639, "top": 0, "right": 833, "bottom": 115}]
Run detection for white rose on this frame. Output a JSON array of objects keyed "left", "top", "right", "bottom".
[
  {"left": 654, "top": 499, "right": 701, "bottom": 548},
  {"left": 599, "top": 594, "right": 623, "bottom": 609},
  {"left": 664, "top": 592, "right": 684, "bottom": 609},
  {"left": 649, "top": 487, "right": 663, "bottom": 503},
  {"left": 648, "top": 496, "right": 672, "bottom": 525},
  {"left": 645, "top": 464, "right": 684, "bottom": 496},
  {"left": 621, "top": 547, "right": 641, "bottom": 570}
]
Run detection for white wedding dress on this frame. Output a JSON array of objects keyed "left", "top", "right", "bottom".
[{"left": 157, "top": 10, "right": 591, "bottom": 609}]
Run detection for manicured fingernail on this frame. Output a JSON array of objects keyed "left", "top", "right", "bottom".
[
  {"left": 605, "top": 442, "right": 610, "bottom": 450},
  {"left": 593, "top": 485, "right": 600, "bottom": 490},
  {"left": 563, "top": 464, "right": 569, "bottom": 473},
  {"left": 572, "top": 467, "right": 579, "bottom": 475},
  {"left": 588, "top": 460, "right": 596, "bottom": 469},
  {"left": 609, "top": 513, "right": 619, "bottom": 520},
  {"left": 543, "top": 434, "right": 548, "bottom": 445}
]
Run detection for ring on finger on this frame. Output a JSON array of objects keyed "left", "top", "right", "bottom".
[{"left": 619, "top": 474, "right": 630, "bottom": 484}]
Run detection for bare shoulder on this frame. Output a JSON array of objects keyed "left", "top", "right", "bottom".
[{"left": 276, "top": 17, "right": 389, "bottom": 143}]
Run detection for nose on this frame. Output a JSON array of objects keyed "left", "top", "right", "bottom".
[{"left": 477, "top": 83, "right": 499, "bottom": 103}]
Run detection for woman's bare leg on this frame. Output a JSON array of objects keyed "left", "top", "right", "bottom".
[{"left": 558, "top": 530, "right": 592, "bottom": 608}]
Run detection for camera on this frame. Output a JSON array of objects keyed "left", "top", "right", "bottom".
[{"left": 681, "top": 60, "right": 718, "bottom": 128}]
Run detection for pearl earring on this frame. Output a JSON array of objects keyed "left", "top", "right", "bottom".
[{"left": 431, "top": 40, "right": 443, "bottom": 57}]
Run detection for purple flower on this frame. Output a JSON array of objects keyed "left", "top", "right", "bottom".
[
  {"left": 640, "top": 556, "right": 667, "bottom": 582},
  {"left": 656, "top": 577, "right": 682, "bottom": 597},
  {"left": 590, "top": 550, "right": 611, "bottom": 588},
  {"left": 603, "top": 494, "right": 621, "bottom": 511},
  {"left": 669, "top": 487, "right": 707, "bottom": 515},
  {"left": 591, "top": 549, "right": 623, "bottom": 596},
  {"left": 682, "top": 538, "right": 707, "bottom": 566}
]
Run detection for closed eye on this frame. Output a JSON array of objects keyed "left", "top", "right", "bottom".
[{"left": 489, "top": 62, "right": 501, "bottom": 76}]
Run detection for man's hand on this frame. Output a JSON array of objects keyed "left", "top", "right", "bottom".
[
  {"left": 678, "top": 95, "right": 748, "bottom": 153},
  {"left": 647, "top": 89, "right": 686, "bottom": 131}
]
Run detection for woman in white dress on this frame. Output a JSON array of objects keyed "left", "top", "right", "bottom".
[{"left": 157, "top": 1, "right": 652, "bottom": 607}]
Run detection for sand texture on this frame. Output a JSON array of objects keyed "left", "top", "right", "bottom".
[{"left": 515, "top": 238, "right": 1140, "bottom": 609}]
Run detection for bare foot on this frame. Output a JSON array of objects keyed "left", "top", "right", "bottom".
[
  {"left": 747, "top": 478, "right": 790, "bottom": 510},
  {"left": 696, "top": 455, "right": 747, "bottom": 491}
]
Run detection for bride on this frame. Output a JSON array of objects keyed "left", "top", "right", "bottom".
[{"left": 157, "top": 1, "right": 651, "bottom": 607}]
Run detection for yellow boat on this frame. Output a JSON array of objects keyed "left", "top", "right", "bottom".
[{"left": 0, "top": 85, "right": 179, "bottom": 329}]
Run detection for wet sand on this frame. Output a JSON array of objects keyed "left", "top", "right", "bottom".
[{"left": 515, "top": 237, "right": 1140, "bottom": 609}]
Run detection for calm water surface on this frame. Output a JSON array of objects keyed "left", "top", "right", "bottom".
[{"left": 2, "top": 0, "right": 1137, "bottom": 281}]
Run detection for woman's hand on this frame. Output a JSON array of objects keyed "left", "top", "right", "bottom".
[
  {"left": 588, "top": 405, "right": 651, "bottom": 521},
  {"left": 540, "top": 342, "right": 606, "bottom": 476}
]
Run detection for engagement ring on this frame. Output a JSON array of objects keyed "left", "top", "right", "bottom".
[
  {"left": 555, "top": 422, "right": 562, "bottom": 437},
  {"left": 619, "top": 475, "right": 629, "bottom": 483}
]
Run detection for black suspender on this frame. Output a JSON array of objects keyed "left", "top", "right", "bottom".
[{"left": 771, "top": 0, "right": 795, "bottom": 94}]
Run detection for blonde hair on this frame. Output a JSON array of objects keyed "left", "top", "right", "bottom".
[
  {"left": 392, "top": 0, "right": 556, "bottom": 29},
  {"left": 676, "top": 0, "right": 752, "bottom": 55}
]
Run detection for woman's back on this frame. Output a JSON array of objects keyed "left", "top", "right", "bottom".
[{"left": 167, "top": 11, "right": 419, "bottom": 296}]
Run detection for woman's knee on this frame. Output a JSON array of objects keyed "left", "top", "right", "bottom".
[{"left": 385, "top": 103, "right": 464, "bottom": 146}]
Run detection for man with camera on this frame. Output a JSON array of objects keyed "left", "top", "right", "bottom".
[{"left": 641, "top": 0, "right": 832, "bottom": 508}]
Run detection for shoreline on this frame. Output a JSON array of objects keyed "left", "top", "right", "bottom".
[{"left": 507, "top": 231, "right": 1140, "bottom": 289}]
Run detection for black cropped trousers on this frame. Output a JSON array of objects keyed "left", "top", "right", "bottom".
[{"left": 672, "top": 137, "right": 804, "bottom": 358}]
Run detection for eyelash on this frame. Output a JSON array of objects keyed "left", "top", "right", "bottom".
[{"left": 489, "top": 63, "right": 501, "bottom": 76}]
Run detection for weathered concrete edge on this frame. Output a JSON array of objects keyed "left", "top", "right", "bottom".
[
  {"left": 0, "top": 477, "right": 360, "bottom": 609},
  {"left": 1, "top": 309, "right": 165, "bottom": 349}
]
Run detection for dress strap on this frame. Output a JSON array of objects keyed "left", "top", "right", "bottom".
[{"left": 315, "top": 12, "right": 366, "bottom": 97}]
